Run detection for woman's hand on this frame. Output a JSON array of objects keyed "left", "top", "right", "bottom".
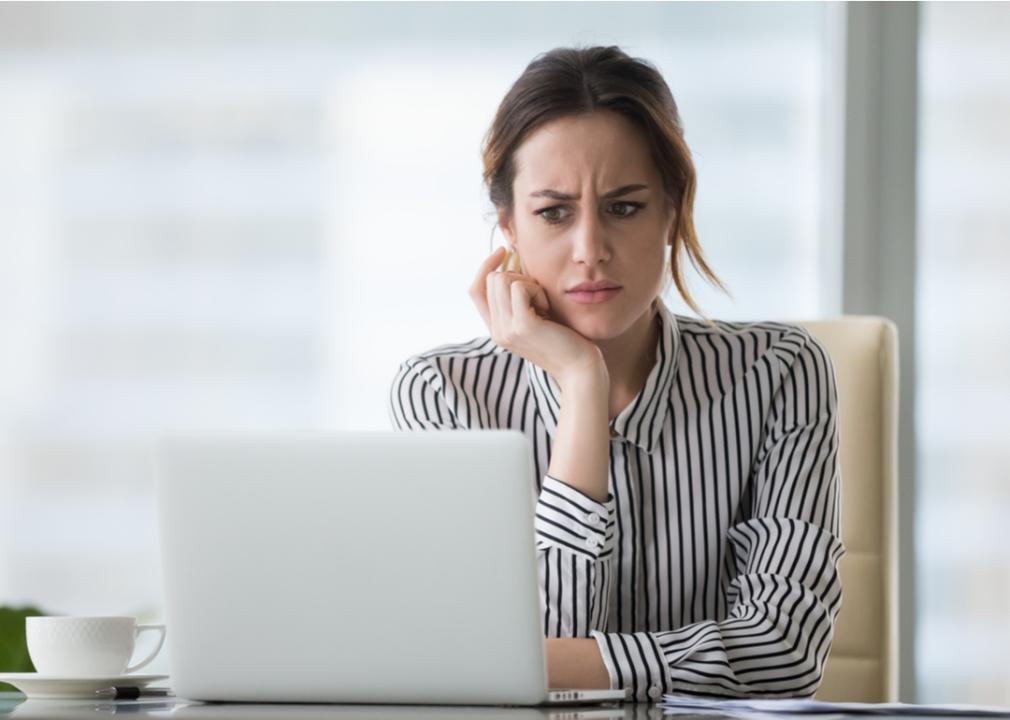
[
  {"left": 469, "top": 247, "right": 606, "bottom": 389},
  {"left": 472, "top": 247, "right": 613, "bottom": 505},
  {"left": 544, "top": 638, "right": 612, "bottom": 690}
]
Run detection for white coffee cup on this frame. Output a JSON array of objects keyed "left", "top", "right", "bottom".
[{"left": 26, "top": 616, "right": 167, "bottom": 677}]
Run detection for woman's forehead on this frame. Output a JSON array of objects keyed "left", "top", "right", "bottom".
[{"left": 514, "top": 114, "right": 656, "bottom": 196}]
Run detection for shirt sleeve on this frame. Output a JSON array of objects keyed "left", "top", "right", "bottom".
[
  {"left": 389, "top": 356, "right": 619, "bottom": 639},
  {"left": 536, "top": 474, "right": 617, "bottom": 639},
  {"left": 590, "top": 329, "right": 847, "bottom": 701},
  {"left": 388, "top": 356, "right": 463, "bottom": 431}
]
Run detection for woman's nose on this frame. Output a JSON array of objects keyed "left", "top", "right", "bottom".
[{"left": 571, "top": 212, "right": 610, "bottom": 266}]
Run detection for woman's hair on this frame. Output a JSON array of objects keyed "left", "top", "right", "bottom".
[{"left": 481, "top": 45, "right": 729, "bottom": 318}]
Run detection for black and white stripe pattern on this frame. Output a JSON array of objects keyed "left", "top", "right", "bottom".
[{"left": 388, "top": 298, "right": 845, "bottom": 702}]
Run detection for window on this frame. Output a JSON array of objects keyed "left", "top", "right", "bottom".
[{"left": 916, "top": 2, "right": 1010, "bottom": 705}]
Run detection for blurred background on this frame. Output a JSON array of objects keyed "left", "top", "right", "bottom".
[{"left": 0, "top": 0, "right": 1007, "bottom": 704}]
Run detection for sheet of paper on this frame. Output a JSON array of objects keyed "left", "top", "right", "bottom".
[{"left": 659, "top": 694, "right": 1010, "bottom": 717}]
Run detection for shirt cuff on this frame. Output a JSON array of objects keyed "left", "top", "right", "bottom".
[
  {"left": 590, "top": 630, "right": 669, "bottom": 702},
  {"left": 534, "top": 474, "right": 615, "bottom": 559}
]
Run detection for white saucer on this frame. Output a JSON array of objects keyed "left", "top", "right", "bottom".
[{"left": 0, "top": 673, "right": 169, "bottom": 699}]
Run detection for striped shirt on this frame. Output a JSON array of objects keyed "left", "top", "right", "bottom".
[{"left": 387, "top": 297, "right": 846, "bottom": 702}]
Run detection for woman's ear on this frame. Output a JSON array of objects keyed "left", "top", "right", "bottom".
[{"left": 665, "top": 202, "right": 678, "bottom": 235}]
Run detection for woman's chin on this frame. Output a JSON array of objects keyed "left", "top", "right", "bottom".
[{"left": 562, "top": 314, "right": 625, "bottom": 342}]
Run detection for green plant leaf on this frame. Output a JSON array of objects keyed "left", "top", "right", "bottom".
[{"left": 0, "top": 605, "right": 46, "bottom": 693}]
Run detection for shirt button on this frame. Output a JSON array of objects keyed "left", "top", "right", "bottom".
[
  {"left": 609, "top": 427, "right": 619, "bottom": 438},
  {"left": 586, "top": 512, "right": 600, "bottom": 526},
  {"left": 585, "top": 536, "right": 598, "bottom": 549},
  {"left": 648, "top": 684, "right": 663, "bottom": 699}
]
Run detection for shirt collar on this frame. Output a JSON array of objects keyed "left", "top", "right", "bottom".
[{"left": 524, "top": 297, "right": 681, "bottom": 454}]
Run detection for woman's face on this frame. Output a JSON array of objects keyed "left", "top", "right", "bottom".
[{"left": 499, "top": 110, "right": 675, "bottom": 340}]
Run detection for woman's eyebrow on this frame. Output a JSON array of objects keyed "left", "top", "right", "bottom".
[{"left": 529, "top": 183, "right": 649, "bottom": 201}]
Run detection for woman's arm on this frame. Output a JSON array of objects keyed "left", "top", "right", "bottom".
[
  {"left": 470, "top": 247, "right": 624, "bottom": 644},
  {"left": 547, "top": 362, "right": 611, "bottom": 504},
  {"left": 535, "top": 358, "right": 620, "bottom": 662}
]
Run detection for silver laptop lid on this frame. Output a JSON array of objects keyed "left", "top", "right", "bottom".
[{"left": 155, "top": 430, "right": 548, "bottom": 704}]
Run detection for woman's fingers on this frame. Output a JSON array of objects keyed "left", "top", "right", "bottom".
[
  {"left": 470, "top": 247, "right": 506, "bottom": 328},
  {"left": 510, "top": 280, "right": 537, "bottom": 325},
  {"left": 471, "top": 246, "right": 552, "bottom": 344},
  {"left": 505, "top": 274, "right": 550, "bottom": 317},
  {"left": 480, "top": 246, "right": 508, "bottom": 279},
  {"left": 485, "top": 271, "right": 500, "bottom": 333},
  {"left": 493, "top": 271, "right": 514, "bottom": 335},
  {"left": 485, "top": 271, "right": 512, "bottom": 342},
  {"left": 531, "top": 284, "right": 551, "bottom": 317}
]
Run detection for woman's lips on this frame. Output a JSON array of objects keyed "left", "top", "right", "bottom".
[{"left": 566, "top": 287, "right": 622, "bottom": 304}]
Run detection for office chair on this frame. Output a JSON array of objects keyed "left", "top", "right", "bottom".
[{"left": 797, "top": 317, "right": 900, "bottom": 702}]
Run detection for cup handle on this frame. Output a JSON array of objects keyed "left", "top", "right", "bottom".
[{"left": 125, "top": 624, "right": 167, "bottom": 674}]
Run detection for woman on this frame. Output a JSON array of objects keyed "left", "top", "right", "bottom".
[{"left": 388, "top": 45, "right": 845, "bottom": 702}]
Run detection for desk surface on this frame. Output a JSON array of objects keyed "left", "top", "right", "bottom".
[
  {"left": 0, "top": 693, "right": 652, "bottom": 719},
  {"left": 3, "top": 693, "right": 1007, "bottom": 720}
]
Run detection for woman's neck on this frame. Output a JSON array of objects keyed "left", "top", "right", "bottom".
[{"left": 594, "top": 302, "right": 661, "bottom": 421}]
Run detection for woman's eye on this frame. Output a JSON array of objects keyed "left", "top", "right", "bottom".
[
  {"left": 611, "top": 201, "right": 645, "bottom": 217},
  {"left": 535, "top": 205, "right": 569, "bottom": 224}
]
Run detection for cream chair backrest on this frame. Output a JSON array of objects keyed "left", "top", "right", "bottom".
[{"left": 795, "top": 317, "right": 900, "bottom": 702}]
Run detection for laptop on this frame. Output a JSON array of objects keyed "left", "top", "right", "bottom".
[{"left": 154, "top": 430, "right": 627, "bottom": 707}]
